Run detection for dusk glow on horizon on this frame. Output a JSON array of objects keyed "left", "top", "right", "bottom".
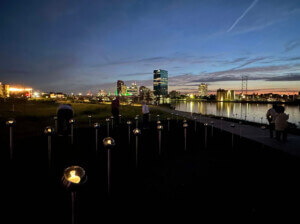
[{"left": 1, "top": 0, "right": 300, "bottom": 94}]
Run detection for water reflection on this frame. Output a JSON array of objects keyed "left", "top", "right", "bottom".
[{"left": 172, "top": 101, "right": 300, "bottom": 126}]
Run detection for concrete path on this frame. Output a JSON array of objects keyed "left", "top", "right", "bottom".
[{"left": 156, "top": 106, "right": 300, "bottom": 157}]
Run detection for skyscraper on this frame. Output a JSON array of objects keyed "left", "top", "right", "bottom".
[
  {"left": 198, "top": 83, "right": 208, "bottom": 97},
  {"left": 153, "top": 69, "right": 168, "bottom": 96},
  {"left": 117, "top": 80, "right": 125, "bottom": 96},
  {"left": 127, "top": 82, "right": 138, "bottom": 96}
]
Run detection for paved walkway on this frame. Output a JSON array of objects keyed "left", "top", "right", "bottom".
[{"left": 156, "top": 106, "right": 300, "bottom": 157}]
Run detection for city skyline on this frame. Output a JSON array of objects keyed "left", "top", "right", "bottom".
[{"left": 0, "top": 0, "right": 300, "bottom": 94}]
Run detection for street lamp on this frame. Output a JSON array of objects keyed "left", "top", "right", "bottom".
[
  {"left": 135, "top": 116, "right": 139, "bottom": 128},
  {"left": 103, "top": 137, "right": 116, "bottom": 194},
  {"left": 53, "top": 116, "right": 58, "bottom": 133},
  {"left": 204, "top": 123, "right": 208, "bottom": 149},
  {"left": 110, "top": 116, "right": 114, "bottom": 129},
  {"left": 94, "top": 123, "right": 100, "bottom": 153},
  {"left": 6, "top": 118, "right": 16, "bottom": 160},
  {"left": 44, "top": 126, "right": 54, "bottom": 170},
  {"left": 133, "top": 128, "right": 141, "bottom": 168},
  {"left": 210, "top": 121, "right": 214, "bottom": 137},
  {"left": 167, "top": 117, "right": 170, "bottom": 132},
  {"left": 88, "top": 115, "right": 92, "bottom": 127},
  {"left": 69, "top": 119, "right": 75, "bottom": 144},
  {"left": 105, "top": 118, "right": 110, "bottom": 136},
  {"left": 119, "top": 114, "right": 122, "bottom": 124},
  {"left": 157, "top": 125, "right": 163, "bottom": 156},
  {"left": 230, "top": 123, "right": 235, "bottom": 149},
  {"left": 183, "top": 123, "right": 188, "bottom": 151},
  {"left": 62, "top": 166, "right": 87, "bottom": 224},
  {"left": 127, "top": 121, "right": 132, "bottom": 145}
]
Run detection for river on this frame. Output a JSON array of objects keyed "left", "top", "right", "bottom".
[{"left": 171, "top": 101, "right": 300, "bottom": 127}]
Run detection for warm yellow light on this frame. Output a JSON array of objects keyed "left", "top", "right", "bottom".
[
  {"left": 67, "top": 170, "right": 81, "bottom": 184},
  {"left": 107, "top": 139, "right": 112, "bottom": 145},
  {"left": 9, "top": 87, "right": 32, "bottom": 92}
]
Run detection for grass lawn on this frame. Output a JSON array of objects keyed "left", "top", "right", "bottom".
[{"left": 0, "top": 101, "right": 171, "bottom": 138}]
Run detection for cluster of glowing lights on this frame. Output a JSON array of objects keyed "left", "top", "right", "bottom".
[
  {"left": 9, "top": 87, "right": 32, "bottom": 92},
  {"left": 67, "top": 170, "right": 81, "bottom": 184}
]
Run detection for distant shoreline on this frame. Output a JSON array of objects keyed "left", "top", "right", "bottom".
[{"left": 170, "top": 99, "right": 300, "bottom": 105}]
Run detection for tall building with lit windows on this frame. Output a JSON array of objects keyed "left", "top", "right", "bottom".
[
  {"left": 117, "top": 80, "right": 125, "bottom": 96},
  {"left": 153, "top": 69, "right": 168, "bottom": 96},
  {"left": 198, "top": 83, "right": 208, "bottom": 97}
]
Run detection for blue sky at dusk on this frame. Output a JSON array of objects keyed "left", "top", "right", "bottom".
[{"left": 1, "top": 0, "right": 300, "bottom": 94}]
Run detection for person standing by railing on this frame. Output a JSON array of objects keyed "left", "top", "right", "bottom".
[
  {"left": 266, "top": 104, "right": 277, "bottom": 138},
  {"left": 275, "top": 106, "right": 289, "bottom": 142}
]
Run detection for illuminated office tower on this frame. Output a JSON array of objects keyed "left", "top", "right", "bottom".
[
  {"left": 153, "top": 69, "right": 168, "bottom": 96},
  {"left": 198, "top": 83, "right": 208, "bottom": 97}
]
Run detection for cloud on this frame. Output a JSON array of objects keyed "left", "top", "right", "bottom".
[
  {"left": 284, "top": 39, "right": 300, "bottom": 52},
  {"left": 265, "top": 73, "right": 300, "bottom": 81},
  {"left": 227, "top": 0, "right": 259, "bottom": 32}
]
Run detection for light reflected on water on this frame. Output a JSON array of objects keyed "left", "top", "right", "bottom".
[{"left": 172, "top": 101, "right": 300, "bottom": 126}]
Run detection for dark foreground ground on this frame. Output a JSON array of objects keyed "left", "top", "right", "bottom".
[{"left": 3, "top": 119, "right": 300, "bottom": 222}]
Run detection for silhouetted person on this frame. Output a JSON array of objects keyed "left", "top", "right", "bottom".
[
  {"left": 111, "top": 97, "right": 120, "bottom": 125},
  {"left": 57, "top": 104, "right": 73, "bottom": 136},
  {"left": 266, "top": 104, "right": 277, "bottom": 138},
  {"left": 142, "top": 101, "right": 149, "bottom": 129},
  {"left": 275, "top": 106, "right": 289, "bottom": 142}
]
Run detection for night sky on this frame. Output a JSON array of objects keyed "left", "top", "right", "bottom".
[{"left": 1, "top": 0, "right": 300, "bottom": 94}]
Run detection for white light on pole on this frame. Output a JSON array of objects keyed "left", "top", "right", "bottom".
[
  {"left": 6, "top": 118, "right": 16, "bottom": 160},
  {"left": 103, "top": 137, "right": 116, "bottom": 194},
  {"left": 106, "top": 118, "right": 110, "bottom": 136},
  {"left": 44, "top": 126, "right": 54, "bottom": 170},
  {"left": 69, "top": 119, "right": 75, "bottom": 144},
  {"left": 94, "top": 123, "right": 100, "bottom": 153},
  {"left": 62, "top": 166, "right": 87, "bottom": 224},
  {"left": 133, "top": 128, "right": 141, "bottom": 168},
  {"left": 127, "top": 121, "right": 132, "bottom": 145},
  {"left": 157, "top": 125, "right": 163, "bottom": 156},
  {"left": 183, "top": 123, "right": 188, "bottom": 151}
]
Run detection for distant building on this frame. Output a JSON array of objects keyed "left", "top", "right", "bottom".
[
  {"left": 127, "top": 82, "right": 138, "bottom": 96},
  {"left": 198, "top": 83, "right": 208, "bottom": 97},
  {"left": 98, "top": 89, "right": 107, "bottom": 97},
  {"left": 217, "top": 89, "right": 235, "bottom": 101},
  {"left": 0, "top": 82, "right": 10, "bottom": 97},
  {"left": 153, "top": 69, "right": 168, "bottom": 96},
  {"left": 9, "top": 86, "right": 32, "bottom": 98},
  {"left": 117, "top": 80, "right": 126, "bottom": 96}
]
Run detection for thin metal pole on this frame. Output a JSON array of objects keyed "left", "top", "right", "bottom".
[
  {"left": 54, "top": 119, "right": 58, "bottom": 133},
  {"left": 111, "top": 118, "right": 114, "bottom": 129},
  {"left": 204, "top": 126, "right": 207, "bottom": 149},
  {"left": 135, "top": 136, "right": 138, "bottom": 168},
  {"left": 211, "top": 124, "right": 214, "bottom": 137},
  {"left": 136, "top": 119, "right": 138, "bottom": 128},
  {"left": 232, "top": 133, "right": 234, "bottom": 149},
  {"left": 158, "top": 130, "right": 162, "bottom": 156},
  {"left": 48, "top": 135, "right": 51, "bottom": 170},
  {"left": 184, "top": 128, "right": 187, "bottom": 151},
  {"left": 107, "top": 149, "right": 111, "bottom": 194},
  {"left": 128, "top": 125, "right": 131, "bottom": 145},
  {"left": 9, "top": 126, "right": 13, "bottom": 160},
  {"left": 167, "top": 120, "right": 170, "bottom": 132},
  {"left": 71, "top": 192, "right": 76, "bottom": 224},
  {"left": 95, "top": 129, "right": 98, "bottom": 153},
  {"left": 107, "top": 122, "right": 110, "bottom": 137},
  {"left": 71, "top": 124, "right": 74, "bottom": 144}
]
